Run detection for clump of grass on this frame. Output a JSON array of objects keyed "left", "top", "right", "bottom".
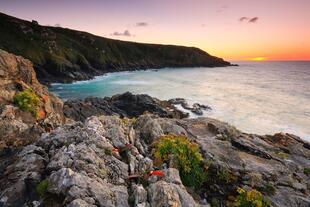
[
  {"left": 36, "top": 179, "right": 49, "bottom": 196},
  {"left": 121, "top": 117, "right": 137, "bottom": 125},
  {"left": 217, "top": 167, "right": 233, "bottom": 184},
  {"left": 104, "top": 148, "right": 112, "bottom": 155},
  {"left": 13, "top": 88, "right": 40, "bottom": 117},
  {"left": 304, "top": 168, "right": 310, "bottom": 176},
  {"left": 152, "top": 134, "right": 206, "bottom": 188},
  {"left": 236, "top": 188, "right": 270, "bottom": 207}
]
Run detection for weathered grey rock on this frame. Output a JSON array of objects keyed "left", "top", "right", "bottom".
[
  {"left": 135, "top": 114, "right": 164, "bottom": 144},
  {"left": 67, "top": 199, "right": 97, "bottom": 207},
  {"left": 163, "top": 168, "right": 182, "bottom": 185},
  {"left": 133, "top": 184, "right": 148, "bottom": 206},
  {"left": 148, "top": 180, "right": 200, "bottom": 207}
]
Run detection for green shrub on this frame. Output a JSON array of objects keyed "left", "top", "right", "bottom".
[
  {"left": 36, "top": 179, "right": 49, "bottom": 195},
  {"left": 236, "top": 188, "right": 270, "bottom": 207},
  {"left": 152, "top": 134, "right": 206, "bottom": 188},
  {"left": 304, "top": 168, "right": 310, "bottom": 176},
  {"left": 13, "top": 88, "right": 40, "bottom": 117}
]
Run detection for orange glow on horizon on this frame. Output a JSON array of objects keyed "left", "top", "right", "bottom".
[{"left": 248, "top": 57, "right": 267, "bottom": 61}]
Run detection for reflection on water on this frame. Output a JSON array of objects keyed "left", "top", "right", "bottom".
[{"left": 50, "top": 61, "right": 310, "bottom": 141}]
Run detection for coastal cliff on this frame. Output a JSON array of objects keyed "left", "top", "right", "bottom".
[
  {"left": 0, "top": 51, "right": 309, "bottom": 207},
  {"left": 0, "top": 12, "right": 231, "bottom": 84},
  {"left": 0, "top": 49, "right": 64, "bottom": 149}
]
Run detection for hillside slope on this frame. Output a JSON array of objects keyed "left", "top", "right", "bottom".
[{"left": 0, "top": 12, "right": 231, "bottom": 83}]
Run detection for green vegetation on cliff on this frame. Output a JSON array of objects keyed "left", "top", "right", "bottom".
[
  {"left": 36, "top": 179, "right": 49, "bottom": 196},
  {"left": 13, "top": 88, "right": 40, "bottom": 117},
  {"left": 0, "top": 12, "right": 230, "bottom": 83},
  {"left": 236, "top": 188, "right": 270, "bottom": 207},
  {"left": 152, "top": 134, "right": 206, "bottom": 188}
]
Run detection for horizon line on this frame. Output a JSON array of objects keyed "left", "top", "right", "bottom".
[{"left": 228, "top": 59, "right": 310, "bottom": 62}]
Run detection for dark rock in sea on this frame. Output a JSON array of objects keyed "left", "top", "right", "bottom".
[
  {"left": 169, "top": 98, "right": 212, "bottom": 115},
  {"left": 0, "top": 12, "right": 231, "bottom": 84},
  {"left": 64, "top": 92, "right": 189, "bottom": 122}
]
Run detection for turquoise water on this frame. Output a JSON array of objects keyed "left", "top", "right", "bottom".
[{"left": 50, "top": 61, "right": 310, "bottom": 141}]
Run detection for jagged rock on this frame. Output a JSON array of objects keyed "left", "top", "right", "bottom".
[
  {"left": 132, "top": 184, "right": 148, "bottom": 206},
  {"left": 163, "top": 168, "right": 182, "bottom": 185},
  {"left": 148, "top": 180, "right": 201, "bottom": 207},
  {"left": 0, "top": 144, "right": 47, "bottom": 206},
  {"left": 135, "top": 114, "right": 164, "bottom": 145},
  {"left": 0, "top": 116, "right": 130, "bottom": 206},
  {"left": 147, "top": 168, "right": 208, "bottom": 207}
]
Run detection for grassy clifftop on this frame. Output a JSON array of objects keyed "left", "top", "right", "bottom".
[{"left": 0, "top": 12, "right": 230, "bottom": 83}]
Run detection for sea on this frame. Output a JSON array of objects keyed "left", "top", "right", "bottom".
[{"left": 50, "top": 61, "right": 310, "bottom": 141}]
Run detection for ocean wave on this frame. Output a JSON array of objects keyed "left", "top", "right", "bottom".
[{"left": 111, "top": 80, "right": 151, "bottom": 85}]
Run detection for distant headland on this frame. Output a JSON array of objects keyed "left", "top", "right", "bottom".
[{"left": 0, "top": 12, "right": 231, "bottom": 84}]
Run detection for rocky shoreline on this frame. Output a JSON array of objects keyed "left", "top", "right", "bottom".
[{"left": 0, "top": 50, "right": 310, "bottom": 207}]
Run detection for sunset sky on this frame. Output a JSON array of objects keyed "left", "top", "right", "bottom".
[{"left": 1, "top": 0, "right": 310, "bottom": 61}]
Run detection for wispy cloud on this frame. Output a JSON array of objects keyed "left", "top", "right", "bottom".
[
  {"left": 135, "top": 22, "right": 148, "bottom": 27},
  {"left": 249, "top": 17, "right": 259, "bottom": 23},
  {"left": 111, "top": 30, "right": 132, "bottom": 37},
  {"left": 239, "top": 16, "right": 259, "bottom": 23},
  {"left": 239, "top": 17, "right": 249, "bottom": 22},
  {"left": 217, "top": 5, "right": 228, "bottom": 13}
]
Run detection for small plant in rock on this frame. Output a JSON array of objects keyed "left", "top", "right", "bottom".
[
  {"left": 121, "top": 117, "right": 137, "bottom": 126},
  {"left": 152, "top": 134, "right": 206, "bottom": 188},
  {"left": 36, "top": 179, "right": 49, "bottom": 196},
  {"left": 104, "top": 148, "right": 113, "bottom": 155},
  {"left": 304, "top": 168, "right": 310, "bottom": 176},
  {"left": 13, "top": 88, "right": 40, "bottom": 117},
  {"left": 236, "top": 187, "right": 270, "bottom": 207}
]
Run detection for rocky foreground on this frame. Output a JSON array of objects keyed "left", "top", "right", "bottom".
[
  {"left": 1, "top": 114, "right": 310, "bottom": 207},
  {"left": 0, "top": 50, "right": 310, "bottom": 207}
]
